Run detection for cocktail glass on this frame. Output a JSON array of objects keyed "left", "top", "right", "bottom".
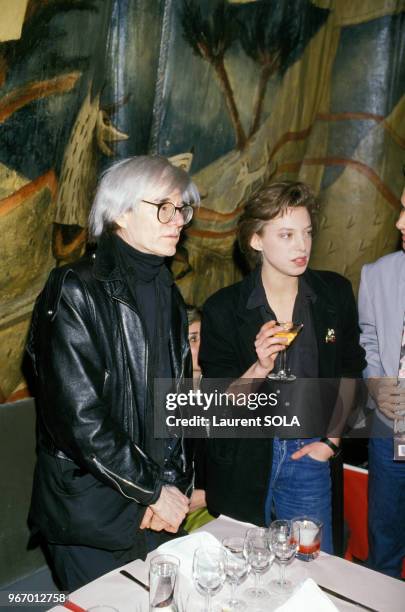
[{"left": 267, "top": 322, "right": 303, "bottom": 382}]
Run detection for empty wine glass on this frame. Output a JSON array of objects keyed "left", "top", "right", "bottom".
[
  {"left": 267, "top": 321, "right": 303, "bottom": 381},
  {"left": 268, "top": 520, "right": 299, "bottom": 593},
  {"left": 192, "top": 546, "right": 226, "bottom": 612},
  {"left": 243, "top": 527, "right": 271, "bottom": 600},
  {"left": 222, "top": 537, "right": 249, "bottom": 611}
]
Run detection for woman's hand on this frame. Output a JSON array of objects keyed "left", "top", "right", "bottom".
[
  {"left": 254, "top": 320, "right": 288, "bottom": 375},
  {"left": 240, "top": 320, "right": 288, "bottom": 380},
  {"left": 188, "top": 489, "right": 207, "bottom": 513},
  {"left": 291, "top": 441, "right": 334, "bottom": 462}
]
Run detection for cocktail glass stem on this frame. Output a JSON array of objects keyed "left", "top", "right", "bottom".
[
  {"left": 230, "top": 582, "right": 237, "bottom": 605},
  {"left": 280, "top": 349, "right": 287, "bottom": 376},
  {"left": 279, "top": 562, "right": 286, "bottom": 587},
  {"left": 205, "top": 591, "right": 211, "bottom": 612},
  {"left": 254, "top": 571, "right": 262, "bottom": 592}
]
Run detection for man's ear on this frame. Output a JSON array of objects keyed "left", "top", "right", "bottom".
[
  {"left": 114, "top": 210, "right": 130, "bottom": 230},
  {"left": 250, "top": 232, "right": 262, "bottom": 252}
]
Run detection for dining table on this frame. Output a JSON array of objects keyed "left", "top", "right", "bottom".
[{"left": 49, "top": 515, "right": 405, "bottom": 612}]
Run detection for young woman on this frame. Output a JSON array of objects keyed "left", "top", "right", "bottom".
[{"left": 197, "top": 181, "right": 366, "bottom": 553}]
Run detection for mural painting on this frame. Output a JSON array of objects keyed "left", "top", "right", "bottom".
[
  {"left": 0, "top": 0, "right": 116, "bottom": 400},
  {"left": 0, "top": 0, "right": 404, "bottom": 401}
]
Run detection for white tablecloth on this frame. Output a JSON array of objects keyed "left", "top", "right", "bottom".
[{"left": 49, "top": 516, "right": 405, "bottom": 612}]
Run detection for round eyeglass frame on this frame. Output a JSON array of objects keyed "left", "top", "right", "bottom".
[{"left": 142, "top": 198, "right": 194, "bottom": 224}]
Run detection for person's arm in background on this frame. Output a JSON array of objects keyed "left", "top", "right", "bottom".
[
  {"left": 358, "top": 264, "right": 405, "bottom": 421},
  {"left": 358, "top": 264, "right": 384, "bottom": 379}
]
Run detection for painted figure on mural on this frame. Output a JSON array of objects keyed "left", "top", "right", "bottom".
[
  {"left": 26, "top": 156, "right": 199, "bottom": 590},
  {"left": 358, "top": 166, "right": 405, "bottom": 578}
]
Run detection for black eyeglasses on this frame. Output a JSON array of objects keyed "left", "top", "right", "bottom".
[{"left": 142, "top": 199, "right": 194, "bottom": 224}]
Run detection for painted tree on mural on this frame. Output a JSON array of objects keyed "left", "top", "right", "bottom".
[
  {"left": 239, "top": 0, "right": 330, "bottom": 137},
  {"left": 181, "top": 0, "right": 329, "bottom": 148},
  {"left": 180, "top": 1, "right": 243, "bottom": 146}
]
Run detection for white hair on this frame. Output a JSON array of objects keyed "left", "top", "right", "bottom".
[{"left": 88, "top": 155, "right": 200, "bottom": 240}]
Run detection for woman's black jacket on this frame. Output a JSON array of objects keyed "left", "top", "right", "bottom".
[{"left": 197, "top": 267, "right": 366, "bottom": 528}]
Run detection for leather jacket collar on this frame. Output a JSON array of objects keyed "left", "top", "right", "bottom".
[
  {"left": 93, "top": 233, "right": 129, "bottom": 282},
  {"left": 93, "top": 232, "right": 174, "bottom": 286}
]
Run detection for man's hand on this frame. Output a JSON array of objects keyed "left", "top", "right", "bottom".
[
  {"left": 149, "top": 485, "right": 189, "bottom": 531},
  {"left": 291, "top": 441, "right": 334, "bottom": 462},
  {"left": 188, "top": 489, "right": 207, "bottom": 513},
  {"left": 148, "top": 514, "right": 178, "bottom": 533},
  {"left": 140, "top": 507, "right": 179, "bottom": 532},
  {"left": 368, "top": 378, "right": 405, "bottom": 420},
  {"left": 140, "top": 506, "right": 154, "bottom": 529}
]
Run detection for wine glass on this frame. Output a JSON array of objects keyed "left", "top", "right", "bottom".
[
  {"left": 192, "top": 546, "right": 226, "bottom": 612},
  {"left": 222, "top": 537, "right": 249, "bottom": 611},
  {"left": 268, "top": 520, "right": 299, "bottom": 593},
  {"left": 243, "top": 527, "right": 272, "bottom": 600},
  {"left": 267, "top": 321, "right": 303, "bottom": 381}
]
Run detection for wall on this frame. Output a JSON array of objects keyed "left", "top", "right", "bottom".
[{"left": 0, "top": 399, "right": 45, "bottom": 586}]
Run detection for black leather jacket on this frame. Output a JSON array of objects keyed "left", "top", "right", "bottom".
[{"left": 28, "top": 234, "right": 193, "bottom": 550}]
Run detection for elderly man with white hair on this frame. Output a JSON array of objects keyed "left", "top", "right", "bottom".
[{"left": 27, "top": 156, "right": 199, "bottom": 590}]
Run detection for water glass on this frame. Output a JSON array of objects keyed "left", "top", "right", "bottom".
[
  {"left": 149, "top": 554, "right": 180, "bottom": 611},
  {"left": 292, "top": 516, "right": 322, "bottom": 561}
]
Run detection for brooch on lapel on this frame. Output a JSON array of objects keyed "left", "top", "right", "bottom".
[{"left": 325, "top": 328, "right": 336, "bottom": 343}]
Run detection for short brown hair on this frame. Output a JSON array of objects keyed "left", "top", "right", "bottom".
[
  {"left": 237, "top": 181, "right": 318, "bottom": 268},
  {"left": 186, "top": 305, "right": 202, "bottom": 327}
]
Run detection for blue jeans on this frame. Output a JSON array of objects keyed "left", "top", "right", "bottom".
[
  {"left": 265, "top": 438, "right": 333, "bottom": 554},
  {"left": 368, "top": 437, "right": 405, "bottom": 578}
]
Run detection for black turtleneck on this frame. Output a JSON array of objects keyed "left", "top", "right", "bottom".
[
  {"left": 111, "top": 233, "right": 175, "bottom": 463},
  {"left": 111, "top": 233, "right": 173, "bottom": 353},
  {"left": 113, "top": 234, "right": 165, "bottom": 281}
]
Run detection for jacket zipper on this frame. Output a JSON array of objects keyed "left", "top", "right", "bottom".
[{"left": 90, "top": 454, "right": 154, "bottom": 502}]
